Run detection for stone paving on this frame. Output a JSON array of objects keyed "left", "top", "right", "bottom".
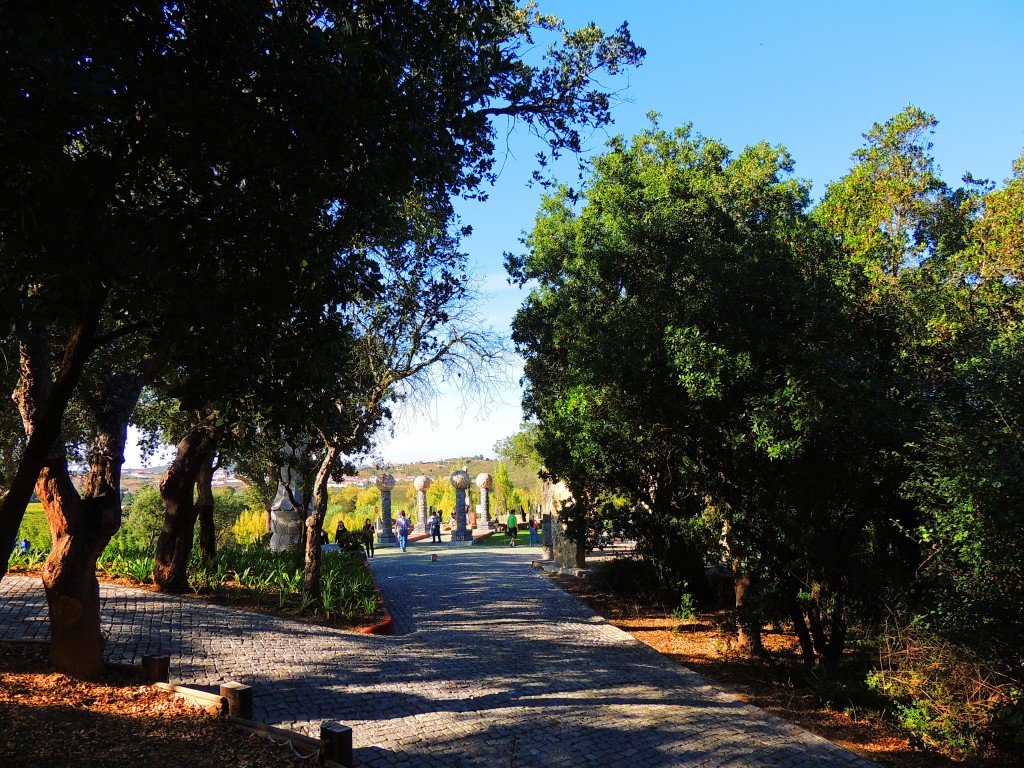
[{"left": 0, "top": 545, "right": 876, "bottom": 767}]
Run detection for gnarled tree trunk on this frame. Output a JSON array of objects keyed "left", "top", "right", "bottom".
[
  {"left": 10, "top": 313, "right": 132, "bottom": 679},
  {"left": 154, "top": 428, "right": 215, "bottom": 593},
  {"left": 196, "top": 450, "right": 218, "bottom": 565},
  {"left": 0, "top": 292, "right": 106, "bottom": 581},
  {"left": 805, "top": 582, "right": 847, "bottom": 665},
  {"left": 36, "top": 455, "right": 121, "bottom": 679}
]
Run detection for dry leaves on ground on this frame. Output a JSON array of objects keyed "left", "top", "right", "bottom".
[{"left": 0, "top": 642, "right": 312, "bottom": 768}]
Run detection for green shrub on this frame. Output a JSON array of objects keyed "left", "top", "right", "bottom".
[
  {"left": 671, "top": 591, "right": 697, "bottom": 620},
  {"left": 868, "top": 625, "right": 1021, "bottom": 760}
]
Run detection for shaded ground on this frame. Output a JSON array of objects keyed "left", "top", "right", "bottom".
[
  {"left": 548, "top": 572, "right": 1013, "bottom": 768},
  {"left": 0, "top": 642, "right": 309, "bottom": 768}
]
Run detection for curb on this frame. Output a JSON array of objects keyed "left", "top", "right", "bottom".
[{"left": 359, "top": 561, "right": 394, "bottom": 636}]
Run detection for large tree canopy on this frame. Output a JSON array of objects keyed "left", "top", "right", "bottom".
[
  {"left": 511, "top": 123, "right": 909, "bottom": 660},
  {"left": 0, "top": 0, "right": 644, "bottom": 677}
]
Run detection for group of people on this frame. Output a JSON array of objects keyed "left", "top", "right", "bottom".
[
  {"left": 325, "top": 508, "right": 543, "bottom": 556},
  {"left": 333, "top": 517, "right": 376, "bottom": 559},
  {"left": 503, "top": 510, "right": 540, "bottom": 547}
]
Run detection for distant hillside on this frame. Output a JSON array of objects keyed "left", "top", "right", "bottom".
[
  {"left": 358, "top": 458, "right": 542, "bottom": 491},
  {"left": 122, "top": 457, "right": 542, "bottom": 493}
]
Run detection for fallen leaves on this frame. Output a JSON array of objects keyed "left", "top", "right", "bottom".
[{"left": 0, "top": 643, "right": 311, "bottom": 768}]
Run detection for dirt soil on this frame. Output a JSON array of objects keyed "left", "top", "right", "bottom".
[{"left": 548, "top": 573, "right": 1016, "bottom": 768}]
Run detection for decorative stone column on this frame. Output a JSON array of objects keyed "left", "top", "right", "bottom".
[
  {"left": 450, "top": 469, "right": 473, "bottom": 542},
  {"left": 413, "top": 475, "right": 431, "bottom": 533},
  {"left": 269, "top": 459, "right": 310, "bottom": 552},
  {"left": 376, "top": 472, "right": 397, "bottom": 547},
  {"left": 475, "top": 473, "right": 494, "bottom": 530}
]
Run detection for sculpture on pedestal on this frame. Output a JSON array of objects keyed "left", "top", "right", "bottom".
[
  {"left": 269, "top": 454, "right": 311, "bottom": 552},
  {"left": 413, "top": 475, "right": 432, "bottom": 533},
  {"left": 376, "top": 472, "right": 397, "bottom": 546},
  {"left": 475, "top": 472, "right": 494, "bottom": 530},
  {"left": 450, "top": 469, "right": 473, "bottom": 542}
]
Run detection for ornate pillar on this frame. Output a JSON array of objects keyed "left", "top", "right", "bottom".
[
  {"left": 450, "top": 469, "right": 473, "bottom": 542},
  {"left": 475, "top": 473, "right": 494, "bottom": 530},
  {"left": 376, "top": 472, "right": 397, "bottom": 547},
  {"left": 269, "top": 457, "right": 310, "bottom": 552},
  {"left": 414, "top": 475, "right": 431, "bottom": 533}
]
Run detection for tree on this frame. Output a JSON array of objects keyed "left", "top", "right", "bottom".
[
  {"left": 512, "top": 122, "right": 906, "bottom": 658},
  {"left": 816, "top": 106, "right": 948, "bottom": 284},
  {"left": 0, "top": 0, "right": 644, "bottom": 572},
  {"left": 1, "top": 1, "right": 644, "bottom": 676}
]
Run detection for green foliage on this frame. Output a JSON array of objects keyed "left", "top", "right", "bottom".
[
  {"left": 867, "top": 626, "right": 1020, "bottom": 759},
  {"left": 426, "top": 473, "right": 457, "bottom": 516},
  {"left": 231, "top": 509, "right": 268, "bottom": 547},
  {"left": 587, "top": 558, "right": 667, "bottom": 601},
  {"left": 121, "top": 486, "right": 165, "bottom": 548},
  {"left": 512, "top": 120, "right": 901, "bottom": 656},
  {"left": 493, "top": 462, "right": 517, "bottom": 517},
  {"left": 671, "top": 592, "right": 697, "bottom": 621},
  {"left": 186, "top": 546, "right": 376, "bottom": 623}
]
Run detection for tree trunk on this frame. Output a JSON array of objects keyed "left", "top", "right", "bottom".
[
  {"left": 733, "top": 559, "right": 763, "bottom": 655},
  {"left": 0, "top": 292, "right": 106, "bottom": 581},
  {"left": 9, "top": 314, "right": 129, "bottom": 679},
  {"left": 790, "top": 608, "right": 817, "bottom": 666},
  {"left": 154, "top": 428, "right": 213, "bottom": 593},
  {"left": 47, "top": 388, "right": 136, "bottom": 678},
  {"left": 196, "top": 450, "right": 217, "bottom": 565},
  {"left": 303, "top": 443, "right": 339, "bottom": 603},
  {"left": 806, "top": 583, "right": 846, "bottom": 665},
  {"left": 36, "top": 457, "right": 119, "bottom": 680}
]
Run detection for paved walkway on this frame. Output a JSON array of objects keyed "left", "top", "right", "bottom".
[{"left": 0, "top": 546, "right": 875, "bottom": 767}]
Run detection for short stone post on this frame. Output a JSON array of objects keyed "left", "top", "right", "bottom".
[
  {"left": 450, "top": 469, "right": 473, "bottom": 542},
  {"left": 414, "top": 475, "right": 431, "bottom": 533},
  {"left": 376, "top": 472, "right": 397, "bottom": 547},
  {"left": 220, "top": 681, "right": 254, "bottom": 720},
  {"left": 141, "top": 654, "right": 170, "bottom": 683},
  {"left": 321, "top": 721, "right": 353, "bottom": 767},
  {"left": 475, "top": 473, "right": 494, "bottom": 530}
]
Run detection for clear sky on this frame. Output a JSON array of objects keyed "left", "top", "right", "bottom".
[{"left": 125, "top": 0, "right": 1024, "bottom": 468}]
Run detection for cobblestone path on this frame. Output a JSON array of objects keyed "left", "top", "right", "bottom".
[{"left": 1, "top": 546, "right": 875, "bottom": 767}]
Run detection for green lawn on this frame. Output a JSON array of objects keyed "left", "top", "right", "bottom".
[
  {"left": 471, "top": 529, "right": 541, "bottom": 548},
  {"left": 16, "top": 503, "right": 50, "bottom": 551}
]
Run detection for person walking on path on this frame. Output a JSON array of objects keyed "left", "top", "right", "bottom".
[
  {"left": 528, "top": 515, "right": 540, "bottom": 546},
  {"left": 430, "top": 511, "right": 442, "bottom": 543},
  {"left": 396, "top": 510, "right": 412, "bottom": 552},
  {"left": 506, "top": 509, "right": 519, "bottom": 547},
  {"left": 335, "top": 518, "right": 348, "bottom": 545},
  {"left": 361, "top": 518, "right": 375, "bottom": 559}
]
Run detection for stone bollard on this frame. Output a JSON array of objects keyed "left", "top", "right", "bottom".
[
  {"left": 220, "top": 681, "right": 254, "bottom": 720},
  {"left": 321, "top": 721, "right": 353, "bottom": 767},
  {"left": 141, "top": 654, "right": 170, "bottom": 683}
]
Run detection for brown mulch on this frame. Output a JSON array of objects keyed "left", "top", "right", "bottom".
[
  {"left": 0, "top": 642, "right": 311, "bottom": 768},
  {"left": 547, "top": 573, "right": 1017, "bottom": 768}
]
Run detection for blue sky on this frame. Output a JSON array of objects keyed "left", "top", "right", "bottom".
[{"left": 127, "top": 1, "right": 1024, "bottom": 468}]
